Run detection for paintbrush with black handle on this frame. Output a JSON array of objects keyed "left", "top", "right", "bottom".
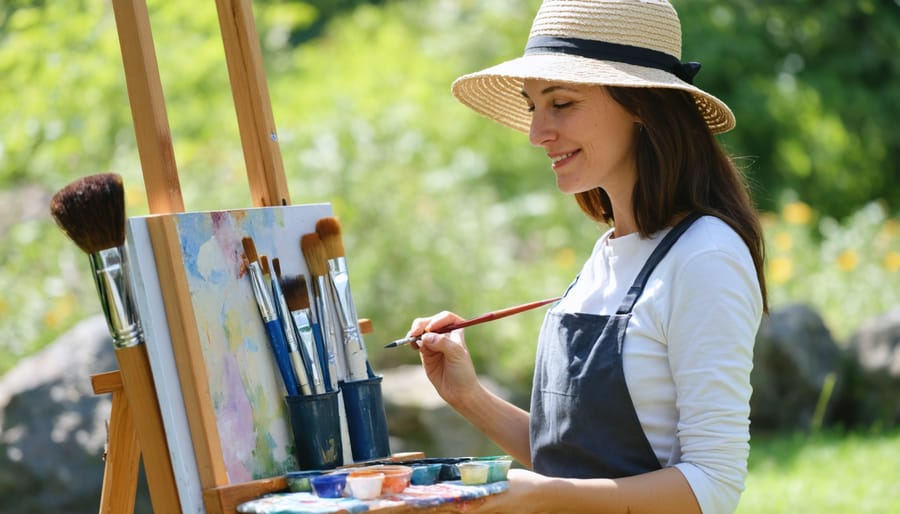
[{"left": 49, "top": 173, "right": 180, "bottom": 512}]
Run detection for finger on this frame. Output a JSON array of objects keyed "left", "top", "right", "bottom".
[
  {"left": 406, "top": 311, "right": 465, "bottom": 337},
  {"left": 423, "top": 311, "right": 465, "bottom": 332},
  {"left": 419, "top": 331, "right": 467, "bottom": 359},
  {"left": 406, "top": 316, "right": 434, "bottom": 339}
]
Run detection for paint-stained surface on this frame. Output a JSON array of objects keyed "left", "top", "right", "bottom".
[
  {"left": 158, "top": 204, "right": 332, "bottom": 482},
  {"left": 237, "top": 480, "right": 509, "bottom": 513}
]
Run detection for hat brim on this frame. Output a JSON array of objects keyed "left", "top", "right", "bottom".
[{"left": 451, "top": 53, "right": 735, "bottom": 134}]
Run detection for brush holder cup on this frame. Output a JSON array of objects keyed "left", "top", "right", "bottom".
[
  {"left": 339, "top": 375, "right": 391, "bottom": 462},
  {"left": 285, "top": 391, "right": 343, "bottom": 470}
]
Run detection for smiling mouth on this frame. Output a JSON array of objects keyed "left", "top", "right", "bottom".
[{"left": 551, "top": 150, "right": 579, "bottom": 168}]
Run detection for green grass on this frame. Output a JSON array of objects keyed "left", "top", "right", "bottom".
[{"left": 737, "top": 429, "right": 900, "bottom": 514}]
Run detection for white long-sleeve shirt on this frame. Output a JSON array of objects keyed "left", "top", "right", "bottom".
[{"left": 557, "top": 215, "right": 762, "bottom": 514}]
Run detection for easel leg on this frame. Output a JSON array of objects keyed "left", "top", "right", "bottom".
[
  {"left": 94, "top": 372, "right": 140, "bottom": 514},
  {"left": 100, "top": 390, "right": 141, "bottom": 514},
  {"left": 115, "top": 345, "right": 183, "bottom": 513}
]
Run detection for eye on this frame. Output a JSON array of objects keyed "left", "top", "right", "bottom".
[
  {"left": 526, "top": 103, "right": 536, "bottom": 113},
  {"left": 553, "top": 101, "right": 573, "bottom": 110}
]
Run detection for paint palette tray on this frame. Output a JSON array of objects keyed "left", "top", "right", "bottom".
[{"left": 236, "top": 480, "right": 509, "bottom": 513}]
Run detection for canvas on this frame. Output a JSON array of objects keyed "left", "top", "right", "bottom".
[{"left": 127, "top": 203, "right": 334, "bottom": 514}]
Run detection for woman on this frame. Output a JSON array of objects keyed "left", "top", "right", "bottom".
[{"left": 407, "top": 1, "right": 766, "bottom": 513}]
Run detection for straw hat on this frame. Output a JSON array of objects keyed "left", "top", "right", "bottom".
[{"left": 451, "top": 0, "right": 735, "bottom": 134}]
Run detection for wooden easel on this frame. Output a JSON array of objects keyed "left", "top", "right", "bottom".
[
  {"left": 91, "top": 2, "right": 487, "bottom": 513},
  {"left": 92, "top": 0, "right": 301, "bottom": 512}
]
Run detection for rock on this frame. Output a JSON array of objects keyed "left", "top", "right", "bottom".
[
  {"left": 0, "top": 315, "right": 151, "bottom": 514},
  {"left": 750, "top": 304, "right": 844, "bottom": 431},
  {"left": 381, "top": 365, "right": 507, "bottom": 458},
  {"left": 841, "top": 307, "right": 900, "bottom": 427}
]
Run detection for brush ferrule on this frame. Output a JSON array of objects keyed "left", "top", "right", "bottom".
[
  {"left": 326, "top": 256, "right": 348, "bottom": 276},
  {"left": 326, "top": 258, "right": 362, "bottom": 340},
  {"left": 247, "top": 262, "right": 277, "bottom": 321},
  {"left": 386, "top": 335, "right": 419, "bottom": 348},
  {"left": 326, "top": 258, "right": 369, "bottom": 381},
  {"left": 291, "top": 308, "right": 323, "bottom": 394},
  {"left": 89, "top": 247, "right": 143, "bottom": 349},
  {"left": 314, "top": 275, "right": 341, "bottom": 387}
]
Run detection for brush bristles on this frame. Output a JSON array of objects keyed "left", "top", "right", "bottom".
[
  {"left": 300, "top": 233, "right": 328, "bottom": 277},
  {"left": 260, "top": 255, "right": 271, "bottom": 276},
  {"left": 315, "top": 217, "right": 345, "bottom": 259},
  {"left": 281, "top": 274, "right": 311, "bottom": 311},
  {"left": 49, "top": 173, "right": 126, "bottom": 254},
  {"left": 241, "top": 237, "right": 259, "bottom": 263},
  {"left": 272, "top": 257, "right": 283, "bottom": 280}
]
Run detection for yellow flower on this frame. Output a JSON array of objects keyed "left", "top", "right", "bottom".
[
  {"left": 837, "top": 249, "right": 859, "bottom": 272},
  {"left": 885, "top": 251, "right": 900, "bottom": 273},
  {"left": 768, "top": 257, "right": 793, "bottom": 284},
  {"left": 782, "top": 202, "right": 813, "bottom": 225},
  {"left": 774, "top": 231, "right": 793, "bottom": 251}
]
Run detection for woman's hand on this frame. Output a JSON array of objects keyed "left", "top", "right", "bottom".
[
  {"left": 408, "top": 311, "right": 481, "bottom": 409},
  {"left": 463, "top": 468, "right": 547, "bottom": 513}
]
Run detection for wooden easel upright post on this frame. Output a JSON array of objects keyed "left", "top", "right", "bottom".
[{"left": 92, "top": 0, "right": 294, "bottom": 512}]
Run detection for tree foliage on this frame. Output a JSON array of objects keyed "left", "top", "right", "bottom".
[
  {"left": 676, "top": 0, "right": 900, "bottom": 216},
  {"left": 1, "top": 0, "right": 898, "bottom": 391}
]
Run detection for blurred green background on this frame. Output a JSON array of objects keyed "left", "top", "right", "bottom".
[{"left": 2, "top": 1, "right": 899, "bottom": 512}]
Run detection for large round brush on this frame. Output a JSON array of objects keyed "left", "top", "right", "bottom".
[
  {"left": 50, "top": 173, "right": 181, "bottom": 513},
  {"left": 50, "top": 173, "right": 140, "bottom": 346}
]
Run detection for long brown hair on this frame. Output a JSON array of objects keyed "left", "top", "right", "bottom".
[{"left": 575, "top": 86, "right": 768, "bottom": 312}]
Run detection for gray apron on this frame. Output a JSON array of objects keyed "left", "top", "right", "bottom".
[{"left": 530, "top": 213, "right": 700, "bottom": 478}]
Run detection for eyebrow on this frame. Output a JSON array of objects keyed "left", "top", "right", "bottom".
[{"left": 520, "top": 85, "right": 578, "bottom": 99}]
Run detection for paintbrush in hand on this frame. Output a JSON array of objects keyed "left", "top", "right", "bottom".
[
  {"left": 49, "top": 173, "right": 180, "bottom": 510},
  {"left": 315, "top": 216, "right": 369, "bottom": 381},
  {"left": 384, "top": 296, "right": 562, "bottom": 348}
]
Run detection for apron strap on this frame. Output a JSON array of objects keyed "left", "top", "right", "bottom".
[{"left": 616, "top": 213, "right": 702, "bottom": 315}]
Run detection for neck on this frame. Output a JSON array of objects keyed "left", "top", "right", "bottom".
[{"left": 607, "top": 188, "right": 637, "bottom": 239}]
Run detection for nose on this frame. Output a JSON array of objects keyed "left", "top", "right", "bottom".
[{"left": 528, "top": 108, "right": 556, "bottom": 147}]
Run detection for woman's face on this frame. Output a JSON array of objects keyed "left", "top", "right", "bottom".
[{"left": 522, "top": 80, "right": 639, "bottom": 197}]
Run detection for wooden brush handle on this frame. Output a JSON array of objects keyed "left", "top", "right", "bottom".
[
  {"left": 441, "top": 296, "right": 562, "bottom": 332},
  {"left": 115, "top": 344, "right": 182, "bottom": 513},
  {"left": 386, "top": 296, "right": 562, "bottom": 348}
]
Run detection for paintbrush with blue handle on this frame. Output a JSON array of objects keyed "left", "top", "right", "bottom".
[{"left": 241, "top": 237, "right": 300, "bottom": 396}]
